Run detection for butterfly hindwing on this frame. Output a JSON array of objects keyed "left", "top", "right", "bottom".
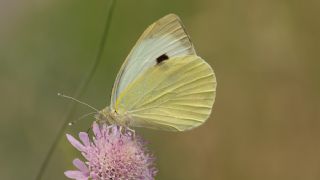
[{"left": 114, "top": 56, "right": 216, "bottom": 131}]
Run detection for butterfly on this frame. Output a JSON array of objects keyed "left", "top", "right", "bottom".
[{"left": 98, "top": 14, "right": 217, "bottom": 131}]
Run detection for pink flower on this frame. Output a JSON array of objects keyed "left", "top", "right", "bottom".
[{"left": 65, "top": 122, "right": 157, "bottom": 180}]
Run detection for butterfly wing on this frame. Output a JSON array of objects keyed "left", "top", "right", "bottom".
[
  {"left": 110, "top": 14, "right": 196, "bottom": 108},
  {"left": 115, "top": 56, "right": 217, "bottom": 131}
]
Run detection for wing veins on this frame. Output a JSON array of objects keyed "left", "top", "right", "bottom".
[{"left": 135, "top": 74, "right": 214, "bottom": 109}]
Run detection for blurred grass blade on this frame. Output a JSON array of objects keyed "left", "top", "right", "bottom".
[{"left": 35, "top": 0, "right": 117, "bottom": 179}]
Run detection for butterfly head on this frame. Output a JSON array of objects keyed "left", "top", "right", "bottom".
[
  {"left": 96, "top": 107, "right": 130, "bottom": 127},
  {"left": 95, "top": 107, "right": 112, "bottom": 122}
]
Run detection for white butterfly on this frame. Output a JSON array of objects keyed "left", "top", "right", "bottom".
[
  {"left": 94, "top": 14, "right": 217, "bottom": 131},
  {"left": 99, "top": 14, "right": 217, "bottom": 131}
]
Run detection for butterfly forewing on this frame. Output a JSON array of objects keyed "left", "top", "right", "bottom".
[{"left": 110, "top": 14, "right": 196, "bottom": 108}]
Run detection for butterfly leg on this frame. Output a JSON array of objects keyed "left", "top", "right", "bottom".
[
  {"left": 86, "top": 126, "right": 92, "bottom": 133},
  {"left": 105, "top": 124, "right": 116, "bottom": 135},
  {"left": 125, "top": 127, "right": 136, "bottom": 139}
]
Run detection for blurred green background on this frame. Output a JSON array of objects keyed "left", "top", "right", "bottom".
[{"left": 1, "top": 0, "right": 320, "bottom": 179}]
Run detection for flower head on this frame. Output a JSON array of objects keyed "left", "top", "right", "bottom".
[{"left": 65, "top": 122, "right": 157, "bottom": 180}]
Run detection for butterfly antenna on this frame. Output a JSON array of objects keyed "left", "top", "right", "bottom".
[
  {"left": 57, "top": 93, "right": 99, "bottom": 112},
  {"left": 68, "top": 111, "right": 97, "bottom": 126}
]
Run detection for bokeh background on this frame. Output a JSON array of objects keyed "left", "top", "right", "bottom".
[{"left": 1, "top": 0, "right": 320, "bottom": 179}]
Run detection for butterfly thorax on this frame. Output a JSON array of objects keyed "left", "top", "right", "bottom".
[{"left": 96, "top": 106, "right": 130, "bottom": 127}]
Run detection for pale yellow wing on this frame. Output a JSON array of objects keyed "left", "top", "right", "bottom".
[
  {"left": 110, "top": 14, "right": 195, "bottom": 108},
  {"left": 115, "top": 55, "right": 216, "bottom": 131}
]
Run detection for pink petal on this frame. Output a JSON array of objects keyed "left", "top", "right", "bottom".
[
  {"left": 64, "top": 170, "right": 88, "bottom": 180},
  {"left": 73, "top": 159, "right": 88, "bottom": 173},
  {"left": 79, "top": 132, "right": 90, "bottom": 146},
  {"left": 66, "top": 134, "right": 85, "bottom": 152},
  {"left": 92, "top": 122, "right": 101, "bottom": 138}
]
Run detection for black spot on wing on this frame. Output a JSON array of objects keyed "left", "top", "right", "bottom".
[{"left": 156, "top": 54, "right": 169, "bottom": 64}]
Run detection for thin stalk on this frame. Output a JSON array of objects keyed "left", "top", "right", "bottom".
[{"left": 35, "top": 0, "right": 116, "bottom": 179}]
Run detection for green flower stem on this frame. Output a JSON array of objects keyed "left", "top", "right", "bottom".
[{"left": 35, "top": 0, "right": 116, "bottom": 179}]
